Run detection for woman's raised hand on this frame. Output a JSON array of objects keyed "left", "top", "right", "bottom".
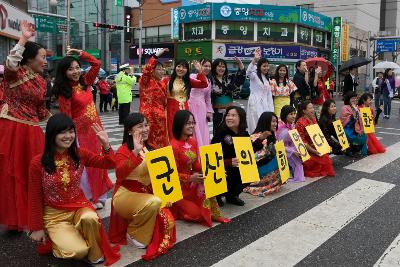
[
  {"left": 91, "top": 123, "right": 110, "bottom": 150},
  {"left": 234, "top": 56, "right": 245, "bottom": 70},
  {"left": 192, "top": 60, "right": 202, "bottom": 73},
  {"left": 155, "top": 48, "right": 169, "bottom": 57},
  {"left": 20, "top": 20, "right": 35, "bottom": 40},
  {"left": 132, "top": 130, "right": 144, "bottom": 155},
  {"left": 66, "top": 47, "right": 83, "bottom": 56}
]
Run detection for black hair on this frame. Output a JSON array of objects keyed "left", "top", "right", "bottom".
[
  {"left": 211, "top": 58, "right": 229, "bottom": 80},
  {"left": 343, "top": 91, "right": 358, "bottom": 105},
  {"left": 358, "top": 93, "right": 373, "bottom": 106},
  {"left": 257, "top": 58, "right": 270, "bottom": 83},
  {"left": 254, "top": 111, "right": 278, "bottom": 144},
  {"left": 320, "top": 99, "right": 336, "bottom": 120},
  {"left": 53, "top": 56, "right": 86, "bottom": 99},
  {"left": 169, "top": 59, "right": 191, "bottom": 97},
  {"left": 295, "top": 60, "right": 305, "bottom": 70},
  {"left": 295, "top": 100, "right": 312, "bottom": 122},
  {"left": 122, "top": 113, "right": 150, "bottom": 151},
  {"left": 384, "top": 68, "right": 393, "bottom": 79},
  {"left": 20, "top": 41, "right": 45, "bottom": 66},
  {"left": 172, "top": 110, "right": 194, "bottom": 140},
  {"left": 220, "top": 106, "right": 247, "bottom": 134},
  {"left": 274, "top": 64, "right": 289, "bottom": 86},
  {"left": 280, "top": 105, "right": 296, "bottom": 123},
  {"left": 41, "top": 113, "right": 80, "bottom": 173}
]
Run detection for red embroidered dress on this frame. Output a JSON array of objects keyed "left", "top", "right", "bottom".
[
  {"left": 0, "top": 44, "right": 49, "bottom": 230},
  {"left": 109, "top": 144, "right": 176, "bottom": 260},
  {"left": 296, "top": 117, "right": 335, "bottom": 177},
  {"left": 139, "top": 56, "right": 168, "bottom": 149},
  {"left": 28, "top": 148, "right": 120, "bottom": 266},
  {"left": 57, "top": 52, "right": 112, "bottom": 202},
  {"left": 170, "top": 137, "right": 222, "bottom": 227}
]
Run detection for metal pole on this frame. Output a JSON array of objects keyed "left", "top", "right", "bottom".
[
  {"left": 66, "top": 0, "right": 71, "bottom": 49},
  {"left": 366, "top": 31, "right": 372, "bottom": 92},
  {"left": 138, "top": 3, "right": 143, "bottom": 68}
]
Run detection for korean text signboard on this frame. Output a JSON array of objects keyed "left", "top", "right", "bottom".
[
  {"left": 177, "top": 41, "right": 212, "bottom": 61},
  {"left": 341, "top": 23, "right": 350, "bottom": 62},
  {"left": 274, "top": 140, "right": 291, "bottom": 183},
  {"left": 215, "top": 21, "right": 254, "bottom": 41},
  {"left": 297, "top": 26, "right": 311, "bottom": 45},
  {"left": 360, "top": 108, "right": 375, "bottom": 134},
  {"left": 184, "top": 21, "right": 212, "bottom": 40},
  {"left": 305, "top": 124, "right": 332, "bottom": 155},
  {"left": 257, "top": 23, "right": 294, "bottom": 42},
  {"left": 331, "top": 17, "right": 342, "bottom": 67},
  {"left": 313, "top": 30, "right": 326, "bottom": 48},
  {"left": 332, "top": 120, "right": 350, "bottom": 150},
  {"left": 199, "top": 143, "right": 228, "bottom": 199},
  {"left": 288, "top": 129, "right": 311, "bottom": 162},
  {"left": 232, "top": 137, "right": 260, "bottom": 183},
  {"left": 146, "top": 146, "right": 183, "bottom": 208},
  {"left": 33, "top": 14, "right": 74, "bottom": 33}
]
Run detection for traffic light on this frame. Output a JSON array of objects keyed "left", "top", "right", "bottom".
[{"left": 93, "top": 22, "right": 124, "bottom": 30}]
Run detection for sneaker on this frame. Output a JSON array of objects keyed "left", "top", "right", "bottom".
[{"left": 126, "top": 233, "right": 146, "bottom": 249}]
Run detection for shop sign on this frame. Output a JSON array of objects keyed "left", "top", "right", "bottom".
[
  {"left": 341, "top": 23, "right": 350, "bottom": 61},
  {"left": 313, "top": 29, "right": 325, "bottom": 48},
  {"left": 299, "top": 8, "right": 331, "bottom": 31},
  {"left": 129, "top": 43, "right": 174, "bottom": 59},
  {"left": 215, "top": 21, "right": 254, "bottom": 40},
  {"left": 331, "top": 17, "right": 342, "bottom": 66},
  {"left": 0, "top": 1, "right": 35, "bottom": 40},
  {"left": 213, "top": 43, "right": 318, "bottom": 60},
  {"left": 177, "top": 41, "right": 212, "bottom": 60},
  {"left": 183, "top": 21, "right": 211, "bottom": 40},
  {"left": 257, "top": 23, "right": 294, "bottom": 42},
  {"left": 297, "top": 26, "right": 311, "bottom": 45},
  {"left": 171, "top": 8, "right": 180, "bottom": 40}
]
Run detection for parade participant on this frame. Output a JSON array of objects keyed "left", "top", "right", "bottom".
[
  {"left": 188, "top": 59, "right": 214, "bottom": 147},
  {"left": 109, "top": 113, "right": 176, "bottom": 260},
  {"left": 53, "top": 48, "right": 112, "bottom": 209},
  {"left": 270, "top": 64, "right": 297, "bottom": 116},
  {"left": 165, "top": 59, "right": 207, "bottom": 140},
  {"left": 139, "top": 48, "right": 169, "bottom": 148},
  {"left": 210, "top": 58, "right": 245, "bottom": 135},
  {"left": 358, "top": 93, "right": 385, "bottom": 154},
  {"left": 116, "top": 65, "right": 136, "bottom": 125},
  {"left": 292, "top": 60, "right": 311, "bottom": 106},
  {"left": 170, "top": 110, "right": 230, "bottom": 225},
  {"left": 244, "top": 112, "right": 283, "bottom": 197},
  {"left": 211, "top": 106, "right": 249, "bottom": 206},
  {"left": 309, "top": 66, "right": 330, "bottom": 119},
  {"left": 276, "top": 105, "right": 305, "bottom": 182},
  {"left": 295, "top": 101, "right": 335, "bottom": 177},
  {"left": 0, "top": 21, "right": 50, "bottom": 230},
  {"left": 319, "top": 99, "right": 343, "bottom": 155},
  {"left": 382, "top": 68, "right": 395, "bottom": 119},
  {"left": 28, "top": 113, "right": 120, "bottom": 265},
  {"left": 97, "top": 76, "right": 111, "bottom": 112},
  {"left": 339, "top": 92, "right": 367, "bottom": 157},
  {"left": 246, "top": 49, "right": 274, "bottom": 133}
]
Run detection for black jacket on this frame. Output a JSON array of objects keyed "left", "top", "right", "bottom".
[{"left": 343, "top": 74, "right": 358, "bottom": 96}]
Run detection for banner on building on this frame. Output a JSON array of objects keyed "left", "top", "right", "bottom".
[
  {"left": 331, "top": 17, "right": 342, "bottom": 67},
  {"left": 341, "top": 23, "right": 349, "bottom": 62}
]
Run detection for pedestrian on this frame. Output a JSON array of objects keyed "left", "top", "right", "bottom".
[
  {"left": 276, "top": 105, "right": 305, "bottom": 182},
  {"left": 295, "top": 101, "right": 335, "bottom": 177},
  {"left": 358, "top": 93, "right": 385, "bottom": 154},
  {"left": 270, "top": 64, "right": 297, "bottom": 117},
  {"left": 342, "top": 67, "right": 358, "bottom": 97},
  {"left": 109, "top": 113, "right": 176, "bottom": 260},
  {"left": 164, "top": 59, "right": 207, "bottom": 140},
  {"left": 53, "top": 47, "right": 113, "bottom": 209},
  {"left": 372, "top": 72, "right": 384, "bottom": 124},
  {"left": 292, "top": 60, "right": 312, "bottom": 107},
  {"left": 211, "top": 106, "right": 249, "bottom": 206},
  {"left": 0, "top": 21, "right": 50, "bottom": 231},
  {"left": 188, "top": 58, "right": 214, "bottom": 147},
  {"left": 309, "top": 66, "right": 331, "bottom": 119},
  {"left": 170, "top": 110, "right": 230, "bottom": 226},
  {"left": 116, "top": 64, "right": 136, "bottom": 125},
  {"left": 27, "top": 113, "right": 120, "bottom": 265},
  {"left": 318, "top": 99, "right": 343, "bottom": 155},
  {"left": 382, "top": 68, "right": 395, "bottom": 119},
  {"left": 97, "top": 76, "right": 111, "bottom": 112},
  {"left": 244, "top": 112, "right": 283, "bottom": 197},
  {"left": 139, "top": 48, "right": 169, "bottom": 148},
  {"left": 210, "top": 58, "right": 246, "bottom": 135},
  {"left": 246, "top": 49, "right": 274, "bottom": 133},
  {"left": 109, "top": 79, "right": 118, "bottom": 111}
]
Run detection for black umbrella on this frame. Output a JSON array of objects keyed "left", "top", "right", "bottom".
[{"left": 339, "top": 56, "right": 371, "bottom": 72}]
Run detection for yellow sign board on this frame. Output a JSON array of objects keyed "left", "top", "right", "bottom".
[
  {"left": 332, "top": 120, "right": 350, "bottom": 150},
  {"left": 341, "top": 23, "right": 350, "bottom": 62},
  {"left": 145, "top": 146, "right": 183, "bottom": 208},
  {"left": 360, "top": 107, "right": 375, "bottom": 134},
  {"left": 288, "top": 129, "right": 311, "bottom": 162},
  {"left": 305, "top": 124, "right": 332, "bottom": 155},
  {"left": 199, "top": 143, "right": 228, "bottom": 199},
  {"left": 232, "top": 137, "right": 260, "bottom": 183},
  {"left": 274, "top": 140, "right": 291, "bottom": 183}
]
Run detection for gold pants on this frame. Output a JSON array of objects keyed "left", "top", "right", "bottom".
[
  {"left": 43, "top": 206, "right": 102, "bottom": 262},
  {"left": 112, "top": 186, "right": 161, "bottom": 245}
]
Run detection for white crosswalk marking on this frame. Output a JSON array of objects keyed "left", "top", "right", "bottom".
[{"left": 374, "top": 233, "right": 400, "bottom": 267}]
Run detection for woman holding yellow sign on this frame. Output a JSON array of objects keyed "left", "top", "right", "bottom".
[
  {"left": 295, "top": 101, "right": 335, "bottom": 177},
  {"left": 170, "top": 110, "right": 230, "bottom": 226},
  {"left": 109, "top": 113, "right": 176, "bottom": 260},
  {"left": 319, "top": 99, "right": 343, "bottom": 155}
]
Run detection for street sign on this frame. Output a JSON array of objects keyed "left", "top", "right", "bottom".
[
  {"left": 331, "top": 17, "right": 342, "bottom": 67},
  {"left": 376, "top": 39, "right": 400, "bottom": 53},
  {"left": 33, "top": 15, "right": 73, "bottom": 33}
]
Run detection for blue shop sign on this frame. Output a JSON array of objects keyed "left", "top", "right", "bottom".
[{"left": 299, "top": 8, "right": 331, "bottom": 31}]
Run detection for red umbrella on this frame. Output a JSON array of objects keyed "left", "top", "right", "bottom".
[{"left": 304, "top": 57, "right": 334, "bottom": 80}]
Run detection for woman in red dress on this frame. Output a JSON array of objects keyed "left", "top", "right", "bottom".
[
  {"left": 170, "top": 110, "right": 230, "bottom": 226},
  {"left": 109, "top": 113, "right": 176, "bottom": 260},
  {"left": 309, "top": 66, "right": 331, "bottom": 119},
  {"left": 139, "top": 48, "right": 169, "bottom": 148},
  {"left": 358, "top": 93, "right": 386, "bottom": 154},
  {"left": 0, "top": 21, "right": 50, "bottom": 230},
  {"left": 53, "top": 48, "right": 112, "bottom": 208},
  {"left": 295, "top": 101, "right": 335, "bottom": 177},
  {"left": 164, "top": 60, "right": 208, "bottom": 141},
  {"left": 28, "top": 113, "right": 120, "bottom": 265}
]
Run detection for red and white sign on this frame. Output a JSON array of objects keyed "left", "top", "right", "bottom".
[{"left": 0, "top": 1, "right": 35, "bottom": 40}]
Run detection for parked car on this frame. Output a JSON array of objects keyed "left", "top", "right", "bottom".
[{"left": 105, "top": 73, "right": 141, "bottom": 96}]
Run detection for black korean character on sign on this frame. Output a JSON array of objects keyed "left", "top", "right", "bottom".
[
  {"left": 240, "top": 150, "right": 253, "bottom": 165},
  {"left": 150, "top": 156, "right": 174, "bottom": 195},
  {"left": 312, "top": 133, "right": 326, "bottom": 147},
  {"left": 205, "top": 152, "right": 223, "bottom": 184},
  {"left": 278, "top": 150, "right": 287, "bottom": 172},
  {"left": 362, "top": 113, "right": 373, "bottom": 128},
  {"left": 291, "top": 132, "right": 308, "bottom": 157},
  {"left": 336, "top": 124, "right": 347, "bottom": 145}
]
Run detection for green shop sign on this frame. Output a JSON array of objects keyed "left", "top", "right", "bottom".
[
  {"left": 34, "top": 15, "right": 74, "bottom": 33},
  {"left": 215, "top": 21, "right": 254, "bottom": 41},
  {"left": 183, "top": 22, "right": 212, "bottom": 41},
  {"left": 331, "top": 17, "right": 342, "bottom": 67},
  {"left": 177, "top": 41, "right": 212, "bottom": 61},
  {"left": 86, "top": 49, "right": 101, "bottom": 59},
  {"left": 257, "top": 23, "right": 294, "bottom": 42}
]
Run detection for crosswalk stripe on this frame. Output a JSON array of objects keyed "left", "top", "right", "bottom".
[
  {"left": 212, "top": 178, "right": 395, "bottom": 267},
  {"left": 374, "top": 233, "right": 400, "bottom": 267},
  {"left": 344, "top": 142, "right": 400, "bottom": 173},
  {"left": 376, "top": 131, "right": 400, "bottom": 136}
]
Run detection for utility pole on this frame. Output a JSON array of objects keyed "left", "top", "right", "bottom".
[
  {"left": 101, "top": 0, "right": 110, "bottom": 73},
  {"left": 66, "top": 0, "right": 71, "bottom": 49},
  {"left": 366, "top": 31, "right": 372, "bottom": 91},
  {"left": 138, "top": 0, "right": 143, "bottom": 68}
]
